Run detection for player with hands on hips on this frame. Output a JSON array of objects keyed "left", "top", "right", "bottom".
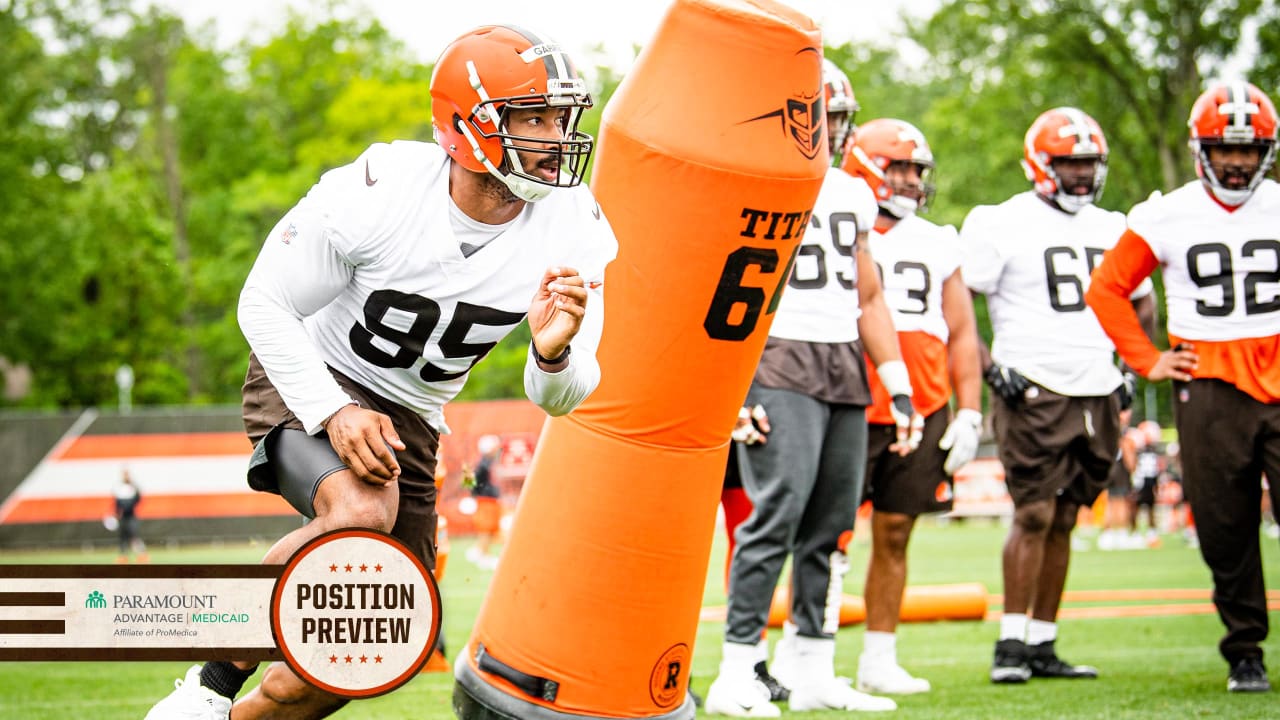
[
  {"left": 960, "top": 106, "right": 1155, "bottom": 686},
  {"left": 144, "top": 25, "right": 616, "bottom": 720},
  {"left": 705, "top": 59, "right": 904, "bottom": 717},
  {"left": 837, "top": 117, "right": 983, "bottom": 694},
  {"left": 1086, "top": 80, "right": 1280, "bottom": 694}
]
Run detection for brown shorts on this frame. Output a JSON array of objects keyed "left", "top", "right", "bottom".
[
  {"left": 992, "top": 384, "right": 1120, "bottom": 508},
  {"left": 1106, "top": 457, "right": 1131, "bottom": 496},
  {"left": 242, "top": 353, "right": 440, "bottom": 569},
  {"left": 864, "top": 408, "right": 952, "bottom": 516}
]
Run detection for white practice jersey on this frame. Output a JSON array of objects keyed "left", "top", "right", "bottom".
[
  {"left": 867, "top": 214, "right": 960, "bottom": 343},
  {"left": 239, "top": 141, "right": 618, "bottom": 434},
  {"left": 1127, "top": 179, "right": 1280, "bottom": 341},
  {"left": 960, "top": 191, "right": 1152, "bottom": 396},
  {"left": 768, "top": 167, "right": 879, "bottom": 343}
]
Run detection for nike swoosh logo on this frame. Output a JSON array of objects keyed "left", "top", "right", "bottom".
[{"left": 365, "top": 160, "right": 377, "bottom": 187}]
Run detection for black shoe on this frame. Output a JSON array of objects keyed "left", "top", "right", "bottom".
[
  {"left": 1228, "top": 658, "right": 1271, "bottom": 693},
  {"left": 753, "top": 660, "right": 790, "bottom": 702},
  {"left": 1028, "top": 640, "right": 1098, "bottom": 679},
  {"left": 990, "top": 639, "right": 1031, "bottom": 684}
]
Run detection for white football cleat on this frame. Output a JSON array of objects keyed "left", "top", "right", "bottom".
[
  {"left": 143, "top": 665, "right": 232, "bottom": 720},
  {"left": 857, "top": 657, "right": 931, "bottom": 694},
  {"left": 789, "top": 677, "right": 897, "bottom": 712},
  {"left": 703, "top": 673, "right": 780, "bottom": 717}
]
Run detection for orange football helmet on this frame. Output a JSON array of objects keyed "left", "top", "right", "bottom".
[
  {"left": 430, "top": 25, "right": 594, "bottom": 202},
  {"left": 1022, "top": 107, "right": 1108, "bottom": 214},
  {"left": 841, "top": 118, "right": 935, "bottom": 217},
  {"left": 822, "top": 59, "right": 859, "bottom": 162},
  {"left": 1188, "top": 81, "right": 1278, "bottom": 206}
]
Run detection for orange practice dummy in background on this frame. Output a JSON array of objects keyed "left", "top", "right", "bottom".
[{"left": 453, "top": 1, "right": 828, "bottom": 718}]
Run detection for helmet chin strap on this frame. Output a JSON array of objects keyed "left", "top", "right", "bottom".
[
  {"left": 1053, "top": 191, "right": 1093, "bottom": 214},
  {"left": 456, "top": 120, "right": 552, "bottom": 203},
  {"left": 880, "top": 194, "right": 919, "bottom": 218}
]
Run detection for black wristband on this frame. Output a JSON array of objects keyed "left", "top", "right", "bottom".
[{"left": 532, "top": 342, "right": 570, "bottom": 365}]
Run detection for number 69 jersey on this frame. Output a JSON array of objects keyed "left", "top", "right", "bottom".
[
  {"left": 959, "top": 191, "right": 1151, "bottom": 397},
  {"left": 239, "top": 141, "right": 618, "bottom": 434},
  {"left": 767, "top": 166, "right": 879, "bottom": 343}
]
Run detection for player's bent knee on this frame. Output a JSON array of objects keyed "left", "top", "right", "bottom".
[
  {"left": 260, "top": 663, "right": 348, "bottom": 712},
  {"left": 1013, "top": 504, "right": 1054, "bottom": 534},
  {"left": 328, "top": 497, "right": 397, "bottom": 532}
]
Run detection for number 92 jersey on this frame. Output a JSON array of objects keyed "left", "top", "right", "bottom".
[
  {"left": 241, "top": 141, "right": 617, "bottom": 433},
  {"left": 1125, "top": 179, "right": 1280, "bottom": 342},
  {"left": 959, "top": 191, "right": 1151, "bottom": 396},
  {"left": 767, "top": 167, "right": 879, "bottom": 343}
]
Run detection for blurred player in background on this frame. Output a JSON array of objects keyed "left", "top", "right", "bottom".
[
  {"left": 1088, "top": 80, "right": 1280, "bottom": 694},
  {"left": 838, "top": 117, "right": 982, "bottom": 694},
  {"left": 706, "top": 59, "right": 909, "bottom": 717},
  {"left": 465, "top": 434, "right": 504, "bottom": 570},
  {"left": 960, "top": 107, "right": 1154, "bottom": 684}
]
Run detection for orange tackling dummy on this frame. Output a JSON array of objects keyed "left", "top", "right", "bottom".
[{"left": 453, "top": 0, "right": 828, "bottom": 718}]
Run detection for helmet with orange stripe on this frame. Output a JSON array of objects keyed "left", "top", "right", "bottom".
[
  {"left": 1188, "top": 81, "right": 1278, "bottom": 207},
  {"left": 822, "top": 59, "right": 859, "bottom": 163},
  {"left": 430, "top": 25, "right": 594, "bottom": 202},
  {"left": 842, "top": 118, "right": 935, "bottom": 217},
  {"left": 1022, "top": 107, "right": 1108, "bottom": 214}
]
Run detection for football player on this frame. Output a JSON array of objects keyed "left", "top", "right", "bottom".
[
  {"left": 705, "top": 58, "right": 905, "bottom": 717},
  {"left": 959, "top": 107, "right": 1154, "bottom": 684},
  {"left": 144, "top": 25, "right": 617, "bottom": 720},
  {"left": 839, "top": 118, "right": 983, "bottom": 694},
  {"left": 1086, "top": 80, "right": 1280, "bottom": 694}
]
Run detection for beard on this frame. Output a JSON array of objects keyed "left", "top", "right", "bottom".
[{"left": 477, "top": 170, "right": 520, "bottom": 204}]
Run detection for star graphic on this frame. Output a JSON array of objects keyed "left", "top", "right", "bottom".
[
  {"left": 344, "top": 655, "right": 353, "bottom": 664},
  {"left": 360, "top": 564, "right": 368, "bottom": 573},
  {"left": 329, "top": 655, "right": 338, "bottom": 664},
  {"left": 374, "top": 655, "right": 383, "bottom": 663},
  {"left": 359, "top": 655, "right": 368, "bottom": 663},
  {"left": 374, "top": 564, "right": 383, "bottom": 573},
  {"left": 344, "top": 564, "right": 353, "bottom": 572},
  {"left": 329, "top": 564, "right": 338, "bottom": 573}
]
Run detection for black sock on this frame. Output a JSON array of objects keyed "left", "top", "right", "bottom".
[{"left": 199, "top": 661, "right": 256, "bottom": 700}]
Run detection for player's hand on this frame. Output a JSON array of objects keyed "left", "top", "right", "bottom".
[
  {"left": 1146, "top": 343, "right": 1198, "bottom": 383},
  {"left": 888, "top": 394, "right": 924, "bottom": 456},
  {"left": 731, "top": 405, "right": 771, "bottom": 445},
  {"left": 939, "top": 408, "right": 982, "bottom": 475},
  {"left": 528, "top": 266, "right": 588, "bottom": 367},
  {"left": 323, "top": 404, "right": 405, "bottom": 486},
  {"left": 1118, "top": 371, "right": 1138, "bottom": 411},
  {"left": 984, "top": 363, "right": 1030, "bottom": 405}
]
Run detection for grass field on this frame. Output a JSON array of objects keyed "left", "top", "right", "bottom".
[{"left": 1, "top": 519, "right": 1277, "bottom": 719}]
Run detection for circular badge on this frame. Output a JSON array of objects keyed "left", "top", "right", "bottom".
[
  {"left": 271, "top": 528, "right": 441, "bottom": 698},
  {"left": 649, "top": 643, "right": 690, "bottom": 708}
]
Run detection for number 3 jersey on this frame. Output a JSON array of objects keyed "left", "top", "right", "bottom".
[
  {"left": 959, "top": 191, "right": 1152, "bottom": 397},
  {"left": 864, "top": 215, "right": 960, "bottom": 424},
  {"left": 239, "top": 141, "right": 618, "bottom": 434},
  {"left": 1089, "top": 179, "right": 1280, "bottom": 403}
]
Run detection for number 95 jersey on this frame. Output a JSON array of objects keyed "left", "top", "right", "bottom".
[
  {"left": 240, "top": 141, "right": 617, "bottom": 433},
  {"left": 959, "top": 191, "right": 1151, "bottom": 396}
]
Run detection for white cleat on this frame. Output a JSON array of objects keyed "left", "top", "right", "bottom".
[
  {"left": 143, "top": 665, "right": 232, "bottom": 720},
  {"left": 857, "top": 658, "right": 931, "bottom": 694},
  {"left": 704, "top": 673, "right": 781, "bottom": 717},
  {"left": 789, "top": 677, "right": 897, "bottom": 712}
]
